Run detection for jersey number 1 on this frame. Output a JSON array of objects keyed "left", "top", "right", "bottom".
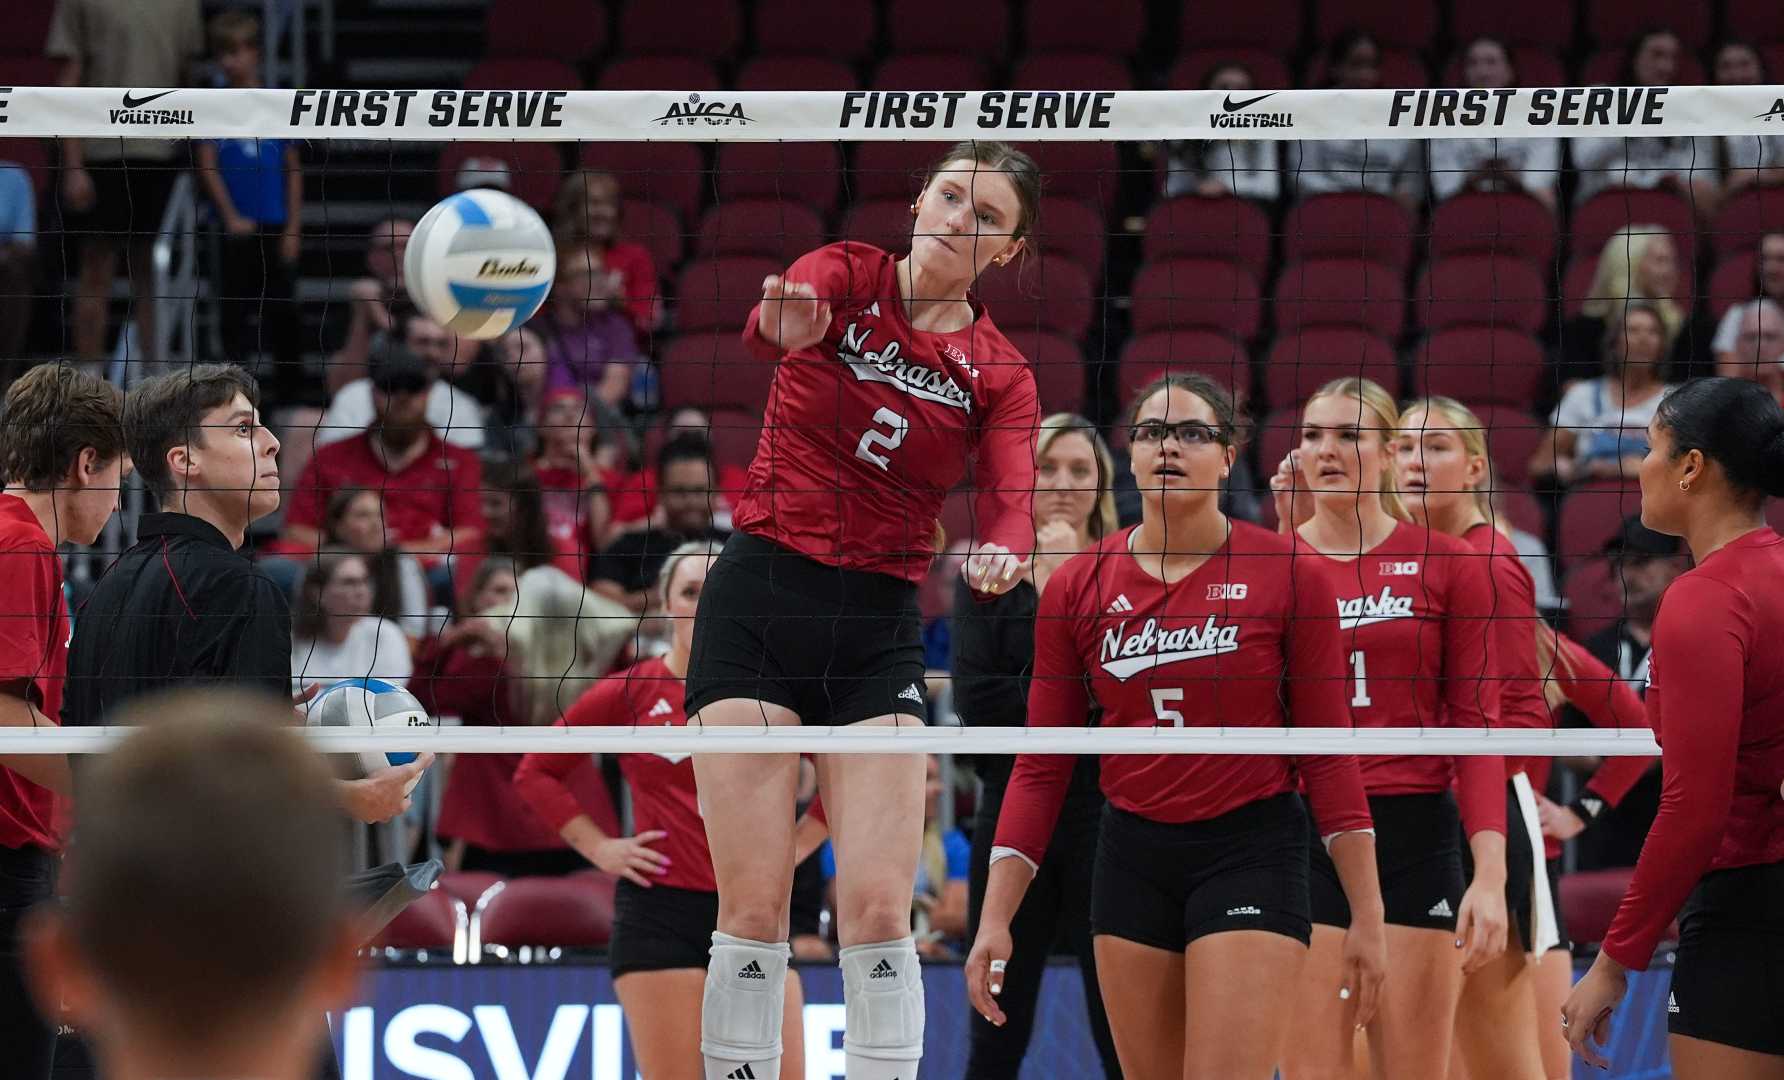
[
  {"left": 1348, "top": 650, "right": 1372, "bottom": 707},
  {"left": 855, "top": 407, "right": 909, "bottom": 471}
]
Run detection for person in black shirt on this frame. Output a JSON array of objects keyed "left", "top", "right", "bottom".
[
  {"left": 953, "top": 413, "right": 1123, "bottom": 1079},
  {"left": 589, "top": 433, "right": 728, "bottom": 612}
]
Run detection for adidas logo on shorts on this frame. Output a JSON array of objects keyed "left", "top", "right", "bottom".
[
  {"left": 726, "top": 1066, "right": 759, "bottom": 1080},
  {"left": 1428, "top": 899, "right": 1454, "bottom": 918},
  {"left": 1668, "top": 992, "right": 1680, "bottom": 1014},
  {"left": 870, "top": 958, "right": 899, "bottom": 979},
  {"left": 737, "top": 960, "right": 766, "bottom": 981},
  {"left": 897, "top": 683, "right": 923, "bottom": 704},
  {"left": 1227, "top": 905, "right": 1262, "bottom": 916}
]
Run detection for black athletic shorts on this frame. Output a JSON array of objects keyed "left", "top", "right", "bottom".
[
  {"left": 1667, "top": 861, "right": 1784, "bottom": 1055},
  {"left": 1091, "top": 792, "right": 1311, "bottom": 951},
  {"left": 1310, "top": 791, "right": 1465, "bottom": 931},
  {"left": 608, "top": 879, "right": 719, "bottom": 978},
  {"left": 685, "top": 531, "right": 929, "bottom": 726},
  {"left": 71, "top": 161, "right": 180, "bottom": 243},
  {"left": 1461, "top": 782, "right": 1552, "bottom": 950}
]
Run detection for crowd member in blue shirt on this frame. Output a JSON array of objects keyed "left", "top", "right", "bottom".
[
  {"left": 194, "top": 11, "right": 307, "bottom": 408},
  {"left": 0, "top": 163, "right": 34, "bottom": 387}
]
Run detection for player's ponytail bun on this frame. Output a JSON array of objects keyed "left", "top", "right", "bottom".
[{"left": 1653, "top": 377, "right": 1784, "bottom": 499}]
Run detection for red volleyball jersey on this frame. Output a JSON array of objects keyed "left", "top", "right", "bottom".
[
  {"left": 0, "top": 495, "right": 69, "bottom": 852},
  {"left": 514, "top": 658, "right": 716, "bottom": 893},
  {"left": 734, "top": 242, "right": 1040, "bottom": 582},
  {"left": 1602, "top": 529, "right": 1784, "bottom": 970},
  {"left": 1464, "top": 523, "right": 1552, "bottom": 778},
  {"left": 1294, "top": 523, "right": 1506, "bottom": 838},
  {"left": 994, "top": 522, "right": 1373, "bottom": 866}
]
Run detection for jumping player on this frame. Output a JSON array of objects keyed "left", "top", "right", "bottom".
[
  {"left": 966, "top": 373, "right": 1387, "bottom": 1079},
  {"left": 684, "top": 140, "right": 1042, "bottom": 1080},
  {"left": 1269, "top": 378, "right": 1510, "bottom": 1080},
  {"left": 1563, "top": 378, "right": 1784, "bottom": 1076}
]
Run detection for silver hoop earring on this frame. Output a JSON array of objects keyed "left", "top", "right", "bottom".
[{"left": 1678, "top": 479, "right": 1691, "bottom": 492}]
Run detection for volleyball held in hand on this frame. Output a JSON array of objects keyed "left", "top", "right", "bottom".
[
  {"left": 404, "top": 188, "right": 556, "bottom": 339},
  {"left": 304, "top": 678, "right": 436, "bottom": 781}
]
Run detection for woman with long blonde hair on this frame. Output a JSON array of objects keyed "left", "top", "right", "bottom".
[{"left": 1560, "top": 225, "right": 1706, "bottom": 386}]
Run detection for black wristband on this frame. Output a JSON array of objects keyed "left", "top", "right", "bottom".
[{"left": 1568, "top": 793, "right": 1608, "bottom": 827}]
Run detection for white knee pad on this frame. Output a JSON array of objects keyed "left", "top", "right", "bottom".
[
  {"left": 702, "top": 932, "right": 790, "bottom": 1070},
  {"left": 839, "top": 937, "right": 925, "bottom": 1063}
]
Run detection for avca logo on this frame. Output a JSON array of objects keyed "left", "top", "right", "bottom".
[
  {"left": 653, "top": 92, "right": 752, "bottom": 127},
  {"left": 1760, "top": 98, "right": 1784, "bottom": 122},
  {"left": 109, "top": 88, "right": 192, "bottom": 127},
  {"left": 1212, "top": 91, "right": 1292, "bottom": 130}
]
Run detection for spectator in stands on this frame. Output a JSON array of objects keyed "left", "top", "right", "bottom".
[
  {"left": 531, "top": 389, "right": 621, "bottom": 558},
  {"left": 590, "top": 433, "right": 729, "bottom": 612},
  {"left": 1716, "top": 298, "right": 1784, "bottom": 402},
  {"left": 1711, "top": 231, "right": 1784, "bottom": 372},
  {"left": 326, "top": 217, "right": 414, "bottom": 394},
  {"left": 1559, "top": 225, "right": 1708, "bottom": 384},
  {"left": 536, "top": 241, "right": 642, "bottom": 413},
  {"left": 1571, "top": 30, "right": 1720, "bottom": 212},
  {"left": 1711, "top": 41, "right": 1784, "bottom": 197},
  {"left": 607, "top": 406, "right": 749, "bottom": 531},
  {"left": 289, "top": 548, "right": 412, "bottom": 691},
  {"left": 0, "top": 159, "right": 36, "bottom": 385},
  {"left": 1163, "top": 63, "right": 1281, "bottom": 203},
  {"left": 477, "top": 457, "right": 580, "bottom": 582},
  {"left": 319, "top": 312, "right": 487, "bottom": 451},
  {"left": 322, "top": 488, "right": 428, "bottom": 637},
  {"left": 1532, "top": 302, "right": 1675, "bottom": 485},
  {"left": 492, "top": 563, "right": 633, "bottom": 727},
  {"left": 1287, "top": 31, "right": 1423, "bottom": 211},
  {"left": 284, "top": 345, "right": 485, "bottom": 590},
  {"left": 195, "top": 11, "right": 306, "bottom": 409},
  {"left": 914, "top": 755, "right": 970, "bottom": 959},
  {"left": 23, "top": 702, "right": 361, "bottom": 1080},
  {"left": 48, "top": 0, "right": 204, "bottom": 375},
  {"left": 1428, "top": 37, "right": 1561, "bottom": 209},
  {"left": 552, "top": 169, "right": 659, "bottom": 332}
]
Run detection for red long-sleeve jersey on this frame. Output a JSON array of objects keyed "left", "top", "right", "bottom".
[
  {"left": 1602, "top": 528, "right": 1784, "bottom": 970},
  {"left": 994, "top": 523, "right": 1373, "bottom": 866},
  {"left": 1527, "top": 634, "right": 1655, "bottom": 858},
  {"left": 734, "top": 242, "right": 1040, "bottom": 582},
  {"left": 514, "top": 658, "right": 718, "bottom": 893},
  {"left": 1294, "top": 523, "right": 1505, "bottom": 838}
]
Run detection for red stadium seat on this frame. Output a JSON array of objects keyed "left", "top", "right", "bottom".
[
  {"left": 1579, "top": 48, "right": 1703, "bottom": 86},
  {"left": 1178, "top": 0, "right": 1303, "bottom": 51},
  {"left": 1129, "top": 259, "right": 1264, "bottom": 339},
  {"left": 1562, "top": 555, "right": 1625, "bottom": 640},
  {"left": 1010, "top": 53, "right": 1135, "bottom": 92},
  {"left": 1283, "top": 192, "right": 1416, "bottom": 271},
  {"left": 696, "top": 199, "right": 827, "bottom": 261},
  {"left": 1710, "top": 184, "right": 1784, "bottom": 258},
  {"left": 660, "top": 332, "right": 773, "bottom": 412},
  {"left": 1302, "top": 46, "right": 1428, "bottom": 89},
  {"left": 1496, "top": 486, "right": 1544, "bottom": 538},
  {"left": 735, "top": 56, "right": 860, "bottom": 92},
  {"left": 1707, "top": 252, "right": 1758, "bottom": 326},
  {"left": 888, "top": 0, "right": 1009, "bottom": 56},
  {"left": 484, "top": 0, "right": 606, "bottom": 62},
  {"left": 1472, "top": 404, "right": 1546, "bottom": 487},
  {"left": 619, "top": 198, "right": 685, "bottom": 278},
  {"left": 0, "top": 0, "right": 55, "bottom": 57},
  {"left": 1262, "top": 329, "right": 1400, "bottom": 411},
  {"left": 1020, "top": 142, "right": 1121, "bottom": 213},
  {"left": 1026, "top": 0, "right": 1143, "bottom": 56},
  {"left": 1033, "top": 196, "right": 1107, "bottom": 280},
  {"left": 1254, "top": 407, "right": 1302, "bottom": 521},
  {"left": 754, "top": 0, "right": 875, "bottom": 60},
  {"left": 1141, "top": 195, "right": 1272, "bottom": 279},
  {"left": 1415, "top": 256, "right": 1548, "bottom": 335},
  {"left": 1118, "top": 331, "right": 1251, "bottom": 404},
  {"left": 838, "top": 198, "right": 919, "bottom": 254},
  {"left": 618, "top": 0, "right": 739, "bottom": 59},
  {"left": 595, "top": 56, "right": 721, "bottom": 92},
  {"left": 851, "top": 142, "right": 951, "bottom": 201},
  {"left": 1585, "top": 0, "right": 1710, "bottom": 49},
  {"left": 1448, "top": 0, "right": 1576, "bottom": 50},
  {"left": 1414, "top": 327, "right": 1547, "bottom": 407},
  {"left": 1573, "top": 189, "right": 1699, "bottom": 270},
  {"left": 1168, "top": 49, "right": 1293, "bottom": 92},
  {"left": 972, "top": 256, "right": 1094, "bottom": 339},
  {"left": 0, "top": 138, "right": 51, "bottom": 197},
  {"left": 1556, "top": 479, "right": 1643, "bottom": 564},
  {"left": 372, "top": 887, "right": 465, "bottom": 953},
  {"left": 872, "top": 53, "right": 993, "bottom": 92},
  {"left": 1272, "top": 259, "right": 1408, "bottom": 340},
  {"left": 1726, "top": 0, "right": 1784, "bottom": 45},
  {"left": 437, "top": 142, "right": 563, "bottom": 213},
  {"left": 674, "top": 256, "right": 781, "bottom": 334},
  {"left": 581, "top": 142, "right": 706, "bottom": 226},
  {"left": 439, "top": 871, "right": 505, "bottom": 908},
  {"left": 1314, "top": 0, "right": 1438, "bottom": 51},
  {"left": 475, "top": 872, "right": 618, "bottom": 954},
  {"left": 1005, "top": 330, "right": 1087, "bottom": 414},
  {"left": 463, "top": 58, "right": 583, "bottom": 91},
  {"left": 1560, "top": 867, "right": 1675, "bottom": 948},
  {"left": 1429, "top": 191, "right": 1558, "bottom": 267},
  {"left": 715, "top": 143, "right": 845, "bottom": 216}
]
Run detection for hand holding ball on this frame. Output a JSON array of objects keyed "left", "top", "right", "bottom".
[{"left": 303, "top": 678, "right": 437, "bottom": 794}]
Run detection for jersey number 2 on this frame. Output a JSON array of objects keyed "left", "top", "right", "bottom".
[
  {"left": 1348, "top": 650, "right": 1373, "bottom": 707},
  {"left": 854, "top": 407, "right": 909, "bottom": 470}
]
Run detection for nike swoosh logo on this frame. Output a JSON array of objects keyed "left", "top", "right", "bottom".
[
  {"left": 1222, "top": 92, "right": 1277, "bottom": 112},
  {"left": 121, "top": 89, "right": 177, "bottom": 109}
]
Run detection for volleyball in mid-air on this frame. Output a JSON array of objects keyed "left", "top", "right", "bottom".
[
  {"left": 404, "top": 188, "right": 556, "bottom": 339},
  {"left": 304, "top": 677, "right": 436, "bottom": 782}
]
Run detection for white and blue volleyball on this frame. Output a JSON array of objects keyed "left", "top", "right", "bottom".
[
  {"left": 304, "top": 678, "right": 436, "bottom": 779},
  {"left": 404, "top": 188, "right": 556, "bottom": 339}
]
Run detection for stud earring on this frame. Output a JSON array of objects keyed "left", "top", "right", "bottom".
[{"left": 1678, "top": 479, "right": 1691, "bottom": 492}]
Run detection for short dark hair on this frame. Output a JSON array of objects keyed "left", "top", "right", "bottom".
[
  {"left": 1655, "top": 377, "right": 1784, "bottom": 500},
  {"left": 59, "top": 692, "right": 348, "bottom": 1041},
  {"left": 922, "top": 141, "right": 1042, "bottom": 242},
  {"left": 657, "top": 432, "right": 715, "bottom": 481},
  {"left": 0, "top": 363, "right": 125, "bottom": 491},
  {"left": 1124, "top": 371, "right": 1245, "bottom": 448},
  {"left": 123, "top": 365, "right": 261, "bottom": 507},
  {"left": 292, "top": 547, "right": 369, "bottom": 642}
]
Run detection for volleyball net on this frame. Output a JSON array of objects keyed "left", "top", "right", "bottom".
[{"left": 3, "top": 82, "right": 1782, "bottom": 756}]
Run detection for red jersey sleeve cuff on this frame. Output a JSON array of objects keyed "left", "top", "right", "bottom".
[{"left": 740, "top": 306, "right": 784, "bottom": 364}]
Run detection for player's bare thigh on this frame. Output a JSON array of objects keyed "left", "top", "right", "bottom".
[
  {"left": 814, "top": 711, "right": 926, "bottom": 946},
  {"left": 692, "top": 697, "right": 802, "bottom": 941}
]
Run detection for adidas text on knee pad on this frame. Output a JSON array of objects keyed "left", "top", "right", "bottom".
[
  {"left": 702, "top": 932, "right": 790, "bottom": 1072},
  {"left": 839, "top": 937, "right": 925, "bottom": 1062}
]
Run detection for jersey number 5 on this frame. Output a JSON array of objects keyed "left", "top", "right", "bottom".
[{"left": 854, "top": 407, "right": 909, "bottom": 471}]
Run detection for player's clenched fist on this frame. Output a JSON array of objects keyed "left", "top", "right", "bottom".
[{"left": 754, "top": 274, "right": 833, "bottom": 351}]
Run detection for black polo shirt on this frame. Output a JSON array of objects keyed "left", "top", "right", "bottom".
[{"left": 64, "top": 513, "right": 292, "bottom": 726}]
